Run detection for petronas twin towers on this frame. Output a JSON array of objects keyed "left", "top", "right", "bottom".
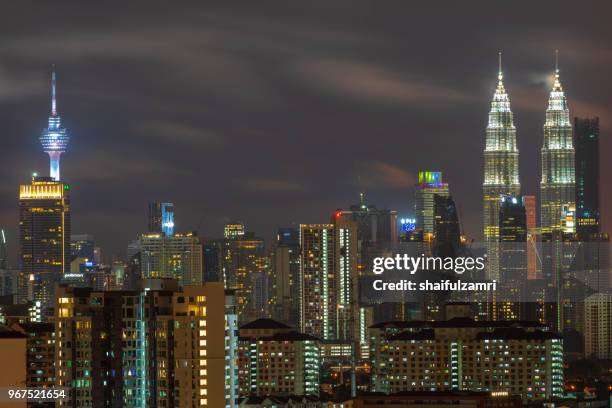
[{"left": 483, "top": 52, "right": 576, "bottom": 280}]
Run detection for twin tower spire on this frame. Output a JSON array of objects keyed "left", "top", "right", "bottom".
[{"left": 483, "top": 51, "right": 575, "bottom": 280}]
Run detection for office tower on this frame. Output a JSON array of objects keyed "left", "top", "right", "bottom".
[
  {"left": 10, "top": 322, "right": 55, "bottom": 389},
  {"left": 203, "top": 240, "right": 221, "bottom": 282},
  {"left": 584, "top": 292, "right": 612, "bottom": 359},
  {"left": 415, "top": 171, "right": 450, "bottom": 241},
  {"left": 237, "top": 318, "right": 320, "bottom": 397},
  {"left": 55, "top": 280, "right": 236, "bottom": 407},
  {"left": 40, "top": 69, "right": 69, "bottom": 181},
  {"left": 69, "top": 234, "right": 95, "bottom": 261},
  {"left": 483, "top": 55, "right": 520, "bottom": 282},
  {"left": 224, "top": 223, "right": 245, "bottom": 239},
  {"left": 219, "top": 230, "right": 267, "bottom": 322},
  {"left": 148, "top": 202, "right": 175, "bottom": 236},
  {"left": 541, "top": 56, "right": 575, "bottom": 234},
  {"left": 433, "top": 194, "right": 462, "bottom": 258},
  {"left": 19, "top": 175, "right": 71, "bottom": 308},
  {"left": 523, "top": 196, "right": 538, "bottom": 280},
  {"left": 496, "top": 196, "right": 528, "bottom": 321},
  {"left": 299, "top": 224, "right": 336, "bottom": 340},
  {"left": 271, "top": 228, "right": 300, "bottom": 326},
  {"left": 574, "top": 117, "right": 600, "bottom": 239},
  {"left": 370, "top": 318, "right": 564, "bottom": 401},
  {"left": 342, "top": 194, "right": 398, "bottom": 244},
  {"left": 140, "top": 231, "right": 203, "bottom": 285},
  {"left": 499, "top": 196, "right": 527, "bottom": 279}
]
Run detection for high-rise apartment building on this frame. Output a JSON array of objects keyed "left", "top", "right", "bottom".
[
  {"left": 19, "top": 176, "right": 71, "bottom": 308},
  {"left": 584, "top": 292, "right": 612, "bottom": 359},
  {"left": 148, "top": 202, "right": 175, "bottom": 236},
  {"left": 483, "top": 55, "right": 520, "bottom": 282},
  {"left": 370, "top": 318, "right": 564, "bottom": 401},
  {"left": 55, "top": 280, "right": 237, "bottom": 407},
  {"left": 299, "top": 224, "right": 336, "bottom": 340},
  {"left": 574, "top": 117, "right": 600, "bottom": 239},
  {"left": 237, "top": 318, "right": 320, "bottom": 397}
]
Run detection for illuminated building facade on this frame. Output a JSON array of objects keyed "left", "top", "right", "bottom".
[
  {"left": 415, "top": 171, "right": 450, "bottom": 242},
  {"left": 270, "top": 228, "right": 300, "bottom": 326},
  {"left": 148, "top": 202, "right": 175, "bottom": 236},
  {"left": 370, "top": 319, "right": 564, "bottom": 401},
  {"left": 483, "top": 56, "right": 520, "bottom": 281},
  {"left": 19, "top": 175, "right": 71, "bottom": 308},
  {"left": 11, "top": 322, "right": 55, "bottom": 389},
  {"left": 55, "top": 280, "right": 235, "bottom": 407},
  {"left": 584, "top": 292, "right": 612, "bottom": 359},
  {"left": 219, "top": 231, "right": 267, "bottom": 322},
  {"left": 540, "top": 59, "right": 575, "bottom": 234},
  {"left": 299, "top": 224, "right": 336, "bottom": 340},
  {"left": 139, "top": 231, "right": 203, "bottom": 285},
  {"left": 224, "top": 223, "right": 245, "bottom": 239},
  {"left": 40, "top": 69, "right": 69, "bottom": 182},
  {"left": 523, "top": 196, "right": 538, "bottom": 280},
  {"left": 237, "top": 318, "right": 320, "bottom": 397},
  {"left": 574, "top": 117, "right": 600, "bottom": 239}
]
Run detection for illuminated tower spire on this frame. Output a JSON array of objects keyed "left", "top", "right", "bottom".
[
  {"left": 40, "top": 67, "right": 69, "bottom": 181},
  {"left": 483, "top": 52, "right": 520, "bottom": 281},
  {"left": 541, "top": 50, "right": 575, "bottom": 233}
]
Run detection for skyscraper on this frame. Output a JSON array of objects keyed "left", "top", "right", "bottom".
[
  {"left": 148, "top": 202, "right": 175, "bottom": 236},
  {"left": 574, "top": 117, "right": 600, "bottom": 239},
  {"left": 415, "top": 171, "right": 450, "bottom": 241},
  {"left": 299, "top": 224, "right": 336, "bottom": 340},
  {"left": 541, "top": 54, "right": 575, "bottom": 234},
  {"left": 39, "top": 69, "right": 69, "bottom": 182},
  {"left": 523, "top": 195, "right": 538, "bottom": 280},
  {"left": 19, "top": 175, "right": 71, "bottom": 307},
  {"left": 139, "top": 231, "right": 203, "bottom": 285},
  {"left": 55, "top": 280, "right": 236, "bottom": 407},
  {"left": 483, "top": 54, "right": 520, "bottom": 281}
]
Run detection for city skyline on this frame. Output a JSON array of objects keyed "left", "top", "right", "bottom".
[{"left": 0, "top": 1, "right": 610, "bottom": 260}]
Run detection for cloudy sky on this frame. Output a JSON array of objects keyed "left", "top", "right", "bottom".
[{"left": 1, "top": 1, "right": 610, "bottom": 261}]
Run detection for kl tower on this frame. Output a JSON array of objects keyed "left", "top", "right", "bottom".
[{"left": 39, "top": 68, "right": 69, "bottom": 181}]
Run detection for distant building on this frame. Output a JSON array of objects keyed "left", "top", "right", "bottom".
[
  {"left": 415, "top": 171, "right": 450, "bottom": 242},
  {"left": 0, "top": 229, "right": 7, "bottom": 269},
  {"left": 55, "top": 280, "right": 237, "bottom": 407},
  {"left": 270, "top": 228, "right": 300, "bottom": 326},
  {"left": 370, "top": 318, "right": 563, "bottom": 402},
  {"left": 148, "top": 202, "right": 175, "bottom": 236},
  {"left": 19, "top": 175, "right": 71, "bottom": 308},
  {"left": 237, "top": 318, "right": 320, "bottom": 398},
  {"left": 541, "top": 62, "right": 575, "bottom": 234},
  {"left": 574, "top": 117, "right": 600, "bottom": 239},
  {"left": 219, "top": 231, "right": 267, "bottom": 322},
  {"left": 224, "top": 223, "right": 245, "bottom": 239},
  {"left": 483, "top": 57, "right": 520, "bottom": 284},
  {"left": 140, "top": 231, "right": 203, "bottom": 285},
  {"left": 70, "top": 234, "right": 95, "bottom": 261},
  {"left": 523, "top": 195, "right": 537, "bottom": 280},
  {"left": 584, "top": 292, "right": 612, "bottom": 359}
]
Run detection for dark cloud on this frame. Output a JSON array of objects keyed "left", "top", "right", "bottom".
[{"left": 0, "top": 1, "right": 610, "bottom": 261}]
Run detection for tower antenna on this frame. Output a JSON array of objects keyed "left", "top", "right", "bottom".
[{"left": 51, "top": 65, "right": 57, "bottom": 116}]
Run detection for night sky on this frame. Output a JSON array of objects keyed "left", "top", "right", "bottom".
[{"left": 1, "top": 1, "right": 610, "bottom": 261}]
